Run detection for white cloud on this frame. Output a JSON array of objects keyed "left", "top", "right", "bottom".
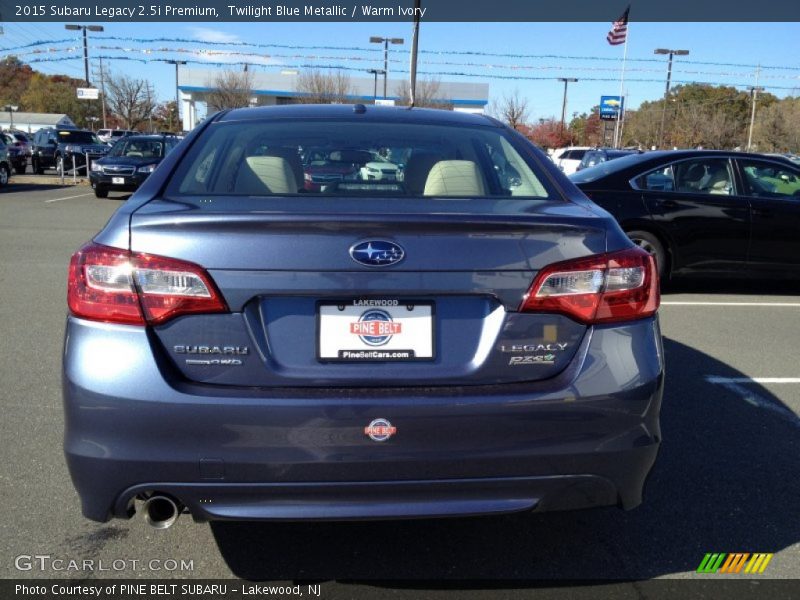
[{"left": 188, "top": 27, "right": 241, "bottom": 44}]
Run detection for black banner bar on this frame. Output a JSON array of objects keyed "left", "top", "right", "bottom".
[
  {"left": 4, "top": 580, "right": 800, "bottom": 600},
  {"left": 1, "top": 0, "right": 799, "bottom": 22}
]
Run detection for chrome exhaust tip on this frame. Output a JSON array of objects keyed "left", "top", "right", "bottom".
[{"left": 142, "top": 495, "right": 181, "bottom": 529}]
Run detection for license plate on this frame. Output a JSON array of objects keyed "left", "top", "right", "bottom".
[
  {"left": 112, "top": 177, "right": 125, "bottom": 184},
  {"left": 318, "top": 300, "right": 434, "bottom": 361}
]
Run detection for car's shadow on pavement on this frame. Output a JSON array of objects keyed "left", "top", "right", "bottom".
[{"left": 210, "top": 337, "right": 800, "bottom": 581}]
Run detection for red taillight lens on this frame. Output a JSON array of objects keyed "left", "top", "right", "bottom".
[
  {"left": 68, "top": 242, "right": 228, "bottom": 326},
  {"left": 520, "top": 248, "right": 660, "bottom": 324}
]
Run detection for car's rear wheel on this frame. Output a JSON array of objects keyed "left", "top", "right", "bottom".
[
  {"left": 32, "top": 157, "right": 44, "bottom": 175},
  {"left": 94, "top": 185, "right": 108, "bottom": 198},
  {"left": 626, "top": 230, "right": 667, "bottom": 280},
  {"left": 15, "top": 164, "right": 26, "bottom": 175},
  {"left": 0, "top": 164, "right": 9, "bottom": 187}
]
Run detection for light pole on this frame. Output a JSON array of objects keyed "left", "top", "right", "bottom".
[
  {"left": 558, "top": 78, "right": 578, "bottom": 139},
  {"left": 366, "top": 69, "right": 385, "bottom": 103},
  {"left": 369, "top": 36, "right": 404, "bottom": 99},
  {"left": 654, "top": 48, "right": 689, "bottom": 148},
  {"left": 4, "top": 105, "right": 18, "bottom": 130},
  {"left": 166, "top": 60, "right": 187, "bottom": 130},
  {"left": 65, "top": 24, "right": 104, "bottom": 86}
]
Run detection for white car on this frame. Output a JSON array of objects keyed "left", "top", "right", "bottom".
[
  {"left": 360, "top": 160, "right": 401, "bottom": 181},
  {"left": 552, "top": 146, "right": 591, "bottom": 176},
  {"left": 97, "top": 129, "right": 134, "bottom": 145}
]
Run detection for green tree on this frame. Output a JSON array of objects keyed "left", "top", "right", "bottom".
[
  {"left": 753, "top": 97, "right": 800, "bottom": 152},
  {"left": 0, "top": 56, "right": 35, "bottom": 109},
  {"left": 20, "top": 73, "right": 97, "bottom": 128}
]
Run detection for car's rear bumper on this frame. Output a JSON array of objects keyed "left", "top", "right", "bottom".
[{"left": 63, "top": 315, "right": 664, "bottom": 522}]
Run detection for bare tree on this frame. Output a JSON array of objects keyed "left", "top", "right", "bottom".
[
  {"left": 295, "top": 69, "right": 352, "bottom": 104},
  {"left": 105, "top": 73, "right": 157, "bottom": 130},
  {"left": 395, "top": 78, "right": 452, "bottom": 109},
  {"left": 205, "top": 70, "right": 254, "bottom": 112},
  {"left": 496, "top": 89, "right": 529, "bottom": 131}
]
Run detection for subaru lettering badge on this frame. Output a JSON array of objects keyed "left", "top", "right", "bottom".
[
  {"left": 365, "top": 418, "right": 396, "bottom": 442},
  {"left": 349, "top": 240, "right": 405, "bottom": 267}
]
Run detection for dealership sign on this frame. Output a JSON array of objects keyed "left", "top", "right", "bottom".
[
  {"left": 77, "top": 88, "right": 100, "bottom": 100},
  {"left": 600, "top": 95, "right": 624, "bottom": 121}
]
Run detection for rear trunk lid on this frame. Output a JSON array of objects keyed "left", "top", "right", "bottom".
[{"left": 131, "top": 197, "right": 606, "bottom": 387}]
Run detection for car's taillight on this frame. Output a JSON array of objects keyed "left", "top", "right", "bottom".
[
  {"left": 68, "top": 242, "right": 227, "bottom": 326},
  {"left": 520, "top": 247, "right": 659, "bottom": 324}
]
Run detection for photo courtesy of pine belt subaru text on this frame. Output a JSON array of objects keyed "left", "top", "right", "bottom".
[{"left": 63, "top": 104, "right": 663, "bottom": 527}]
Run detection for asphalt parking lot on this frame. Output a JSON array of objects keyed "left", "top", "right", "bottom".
[{"left": 1, "top": 184, "right": 798, "bottom": 589}]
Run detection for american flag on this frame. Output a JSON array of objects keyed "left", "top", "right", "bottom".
[{"left": 607, "top": 6, "right": 630, "bottom": 46}]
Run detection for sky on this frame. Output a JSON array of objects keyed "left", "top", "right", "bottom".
[{"left": 2, "top": 21, "right": 799, "bottom": 122}]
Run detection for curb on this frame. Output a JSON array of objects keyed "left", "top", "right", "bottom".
[{"left": 11, "top": 176, "right": 90, "bottom": 186}]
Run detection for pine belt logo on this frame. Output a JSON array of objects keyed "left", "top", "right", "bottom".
[
  {"left": 696, "top": 553, "right": 773, "bottom": 574},
  {"left": 350, "top": 309, "right": 402, "bottom": 346}
]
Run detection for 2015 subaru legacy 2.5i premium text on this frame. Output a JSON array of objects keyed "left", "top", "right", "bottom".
[{"left": 63, "top": 105, "right": 663, "bottom": 528}]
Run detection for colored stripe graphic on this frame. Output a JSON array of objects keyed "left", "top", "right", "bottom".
[
  {"left": 744, "top": 554, "right": 774, "bottom": 574},
  {"left": 697, "top": 553, "right": 773, "bottom": 574},
  {"left": 697, "top": 553, "right": 727, "bottom": 573},
  {"left": 720, "top": 553, "right": 750, "bottom": 573}
]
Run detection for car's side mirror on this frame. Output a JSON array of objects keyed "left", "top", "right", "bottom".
[{"left": 48, "top": 139, "right": 57, "bottom": 146}]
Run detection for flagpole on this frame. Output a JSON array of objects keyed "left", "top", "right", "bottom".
[{"left": 613, "top": 30, "right": 629, "bottom": 149}]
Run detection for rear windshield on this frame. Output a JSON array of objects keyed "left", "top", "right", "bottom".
[
  {"left": 57, "top": 130, "right": 100, "bottom": 145},
  {"left": 109, "top": 138, "right": 167, "bottom": 158},
  {"left": 569, "top": 152, "right": 649, "bottom": 184},
  {"left": 166, "top": 120, "right": 553, "bottom": 199}
]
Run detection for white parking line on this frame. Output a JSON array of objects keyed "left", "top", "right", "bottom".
[
  {"left": 662, "top": 301, "right": 800, "bottom": 307},
  {"left": 707, "top": 377, "right": 800, "bottom": 384},
  {"left": 705, "top": 375, "right": 800, "bottom": 426},
  {"left": 44, "top": 192, "right": 93, "bottom": 204}
]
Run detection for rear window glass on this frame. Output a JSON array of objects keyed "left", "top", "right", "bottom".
[
  {"left": 165, "top": 120, "right": 552, "bottom": 200},
  {"left": 563, "top": 149, "right": 587, "bottom": 160},
  {"left": 569, "top": 153, "right": 650, "bottom": 184},
  {"left": 109, "top": 138, "right": 166, "bottom": 158},
  {"left": 57, "top": 130, "right": 100, "bottom": 145}
]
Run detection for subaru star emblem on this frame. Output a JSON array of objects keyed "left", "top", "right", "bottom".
[
  {"left": 364, "top": 418, "right": 396, "bottom": 442},
  {"left": 350, "top": 240, "right": 405, "bottom": 267}
]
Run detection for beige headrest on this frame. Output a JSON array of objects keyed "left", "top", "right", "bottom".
[
  {"left": 423, "top": 160, "right": 486, "bottom": 197},
  {"left": 238, "top": 156, "right": 298, "bottom": 195}
]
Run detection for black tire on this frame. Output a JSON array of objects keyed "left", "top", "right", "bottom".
[
  {"left": 0, "top": 164, "right": 9, "bottom": 187},
  {"left": 15, "top": 164, "right": 26, "bottom": 175},
  {"left": 626, "top": 230, "right": 668, "bottom": 280},
  {"left": 94, "top": 186, "right": 108, "bottom": 198},
  {"left": 32, "top": 158, "right": 44, "bottom": 175}
]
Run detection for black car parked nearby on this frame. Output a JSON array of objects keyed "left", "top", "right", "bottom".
[
  {"left": 90, "top": 135, "right": 179, "bottom": 197},
  {"left": 31, "top": 128, "right": 110, "bottom": 175},
  {"left": 570, "top": 150, "right": 800, "bottom": 279}
]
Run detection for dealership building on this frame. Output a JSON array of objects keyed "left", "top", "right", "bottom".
[
  {"left": 0, "top": 112, "right": 76, "bottom": 133},
  {"left": 178, "top": 68, "right": 489, "bottom": 130}
]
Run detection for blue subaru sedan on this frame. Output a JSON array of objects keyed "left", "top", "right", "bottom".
[{"left": 63, "top": 104, "right": 663, "bottom": 529}]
